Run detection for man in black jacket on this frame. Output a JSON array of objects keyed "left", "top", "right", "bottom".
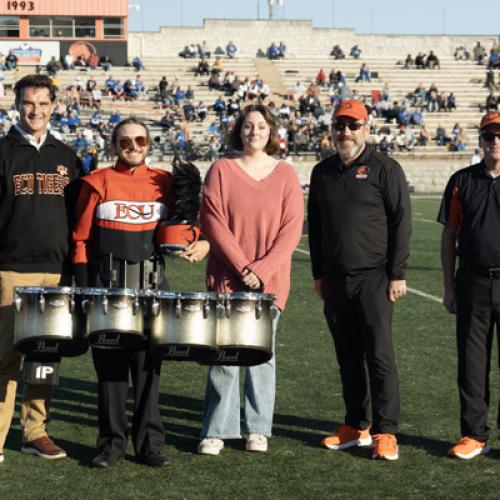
[
  {"left": 0, "top": 75, "right": 81, "bottom": 464},
  {"left": 308, "top": 99, "right": 411, "bottom": 461},
  {"left": 439, "top": 111, "right": 500, "bottom": 459}
]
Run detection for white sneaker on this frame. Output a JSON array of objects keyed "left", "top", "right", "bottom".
[
  {"left": 246, "top": 433, "right": 268, "bottom": 452},
  {"left": 0, "top": 454, "right": 4, "bottom": 463},
  {"left": 197, "top": 438, "right": 224, "bottom": 456}
]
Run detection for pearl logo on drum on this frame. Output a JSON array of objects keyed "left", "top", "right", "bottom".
[
  {"left": 217, "top": 350, "right": 240, "bottom": 363},
  {"left": 34, "top": 340, "right": 60, "bottom": 353},
  {"left": 96, "top": 333, "right": 121, "bottom": 346},
  {"left": 166, "top": 346, "right": 192, "bottom": 358}
]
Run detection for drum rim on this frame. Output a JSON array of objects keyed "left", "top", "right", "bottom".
[
  {"left": 177, "top": 291, "right": 218, "bottom": 299},
  {"left": 225, "top": 292, "right": 276, "bottom": 301},
  {"left": 14, "top": 286, "right": 82, "bottom": 294},
  {"left": 80, "top": 287, "right": 145, "bottom": 296}
]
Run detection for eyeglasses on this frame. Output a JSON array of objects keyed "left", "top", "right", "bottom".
[
  {"left": 481, "top": 132, "right": 500, "bottom": 143},
  {"left": 118, "top": 136, "right": 149, "bottom": 150},
  {"left": 332, "top": 121, "right": 366, "bottom": 132}
]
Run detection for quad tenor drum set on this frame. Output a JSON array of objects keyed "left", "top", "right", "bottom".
[{"left": 12, "top": 286, "right": 277, "bottom": 366}]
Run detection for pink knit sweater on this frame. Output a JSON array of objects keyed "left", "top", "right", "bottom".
[{"left": 200, "top": 158, "right": 304, "bottom": 310}]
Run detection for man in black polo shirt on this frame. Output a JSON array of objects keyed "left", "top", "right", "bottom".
[
  {"left": 439, "top": 111, "right": 500, "bottom": 459},
  {"left": 308, "top": 99, "right": 411, "bottom": 460}
]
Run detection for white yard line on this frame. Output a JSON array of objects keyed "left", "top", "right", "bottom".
[
  {"left": 294, "top": 247, "right": 442, "bottom": 304},
  {"left": 411, "top": 195, "right": 442, "bottom": 199},
  {"left": 413, "top": 218, "right": 439, "bottom": 224},
  {"left": 406, "top": 287, "right": 442, "bottom": 304}
]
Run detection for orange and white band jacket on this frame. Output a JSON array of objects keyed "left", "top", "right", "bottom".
[{"left": 72, "top": 162, "right": 173, "bottom": 264}]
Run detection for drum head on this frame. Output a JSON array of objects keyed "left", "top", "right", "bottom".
[
  {"left": 15, "top": 286, "right": 81, "bottom": 295},
  {"left": 229, "top": 292, "right": 276, "bottom": 302}
]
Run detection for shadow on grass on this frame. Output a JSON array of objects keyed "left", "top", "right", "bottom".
[{"left": 7, "top": 376, "right": 456, "bottom": 460}]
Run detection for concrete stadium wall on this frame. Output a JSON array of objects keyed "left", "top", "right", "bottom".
[
  {"left": 188, "top": 155, "right": 469, "bottom": 194},
  {"left": 128, "top": 19, "right": 498, "bottom": 59}
]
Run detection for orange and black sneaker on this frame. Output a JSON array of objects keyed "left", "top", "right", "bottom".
[
  {"left": 322, "top": 424, "right": 372, "bottom": 450},
  {"left": 449, "top": 436, "right": 490, "bottom": 460},
  {"left": 372, "top": 433, "right": 399, "bottom": 460}
]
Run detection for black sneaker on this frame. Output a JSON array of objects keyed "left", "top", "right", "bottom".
[
  {"left": 91, "top": 452, "right": 122, "bottom": 468},
  {"left": 137, "top": 450, "right": 171, "bottom": 467}
]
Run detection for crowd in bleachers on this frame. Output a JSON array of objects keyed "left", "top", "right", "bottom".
[{"left": 0, "top": 37, "right": 491, "bottom": 165}]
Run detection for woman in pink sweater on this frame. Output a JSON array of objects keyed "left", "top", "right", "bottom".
[{"left": 197, "top": 104, "right": 304, "bottom": 455}]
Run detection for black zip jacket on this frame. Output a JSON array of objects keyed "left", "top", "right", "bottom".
[
  {"left": 308, "top": 144, "right": 411, "bottom": 280},
  {"left": 0, "top": 127, "right": 81, "bottom": 274}
]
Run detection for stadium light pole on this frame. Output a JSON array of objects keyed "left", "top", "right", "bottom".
[
  {"left": 129, "top": 3, "right": 144, "bottom": 58},
  {"left": 268, "top": 0, "right": 274, "bottom": 20}
]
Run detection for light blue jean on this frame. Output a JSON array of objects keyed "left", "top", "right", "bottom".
[{"left": 201, "top": 309, "right": 280, "bottom": 438}]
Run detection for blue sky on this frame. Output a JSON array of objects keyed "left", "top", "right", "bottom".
[{"left": 128, "top": 0, "right": 500, "bottom": 36}]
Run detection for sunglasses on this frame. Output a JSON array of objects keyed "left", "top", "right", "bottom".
[
  {"left": 481, "top": 132, "right": 500, "bottom": 143},
  {"left": 118, "top": 136, "right": 149, "bottom": 150},
  {"left": 333, "top": 121, "right": 366, "bottom": 132}
]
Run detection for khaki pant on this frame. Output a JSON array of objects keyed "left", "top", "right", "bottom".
[{"left": 0, "top": 271, "right": 60, "bottom": 453}]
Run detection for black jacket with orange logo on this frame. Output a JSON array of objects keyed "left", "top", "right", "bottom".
[
  {"left": 438, "top": 161, "right": 500, "bottom": 268},
  {"left": 308, "top": 144, "right": 411, "bottom": 280},
  {"left": 0, "top": 127, "right": 81, "bottom": 274},
  {"left": 72, "top": 162, "right": 173, "bottom": 264}
]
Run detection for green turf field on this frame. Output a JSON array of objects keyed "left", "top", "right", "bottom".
[{"left": 2, "top": 196, "right": 500, "bottom": 500}]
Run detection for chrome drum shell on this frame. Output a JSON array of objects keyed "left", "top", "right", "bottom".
[
  {"left": 82, "top": 288, "right": 145, "bottom": 349},
  {"left": 210, "top": 292, "right": 276, "bottom": 366},
  {"left": 13, "top": 287, "right": 88, "bottom": 357},
  {"left": 149, "top": 292, "right": 218, "bottom": 361}
]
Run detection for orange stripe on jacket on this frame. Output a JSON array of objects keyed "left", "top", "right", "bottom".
[
  {"left": 72, "top": 162, "right": 173, "bottom": 264},
  {"left": 447, "top": 186, "right": 462, "bottom": 228}
]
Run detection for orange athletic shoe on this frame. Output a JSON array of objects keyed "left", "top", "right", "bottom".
[
  {"left": 372, "top": 434, "right": 399, "bottom": 460},
  {"left": 322, "top": 424, "right": 372, "bottom": 450},
  {"left": 449, "top": 437, "right": 490, "bottom": 460}
]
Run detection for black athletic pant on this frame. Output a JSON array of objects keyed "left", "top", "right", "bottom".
[
  {"left": 455, "top": 267, "right": 500, "bottom": 442},
  {"left": 92, "top": 347, "right": 163, "bottom": 457},
  {"left": 90, "top": 257, "right": 166, "bottom": 458},
  {"left": 322, "top": 270, "right": 400, "bottom": 435}
]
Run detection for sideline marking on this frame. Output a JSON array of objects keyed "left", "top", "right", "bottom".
[
  {"left": 413, "top": 218, "right": 438, "bottom": 224},
  {"left": 294, "top": 248, "right": 442, "bottom": 304},
  {"left": 406, "top": 287, "right": 442, "bottom": 304}
]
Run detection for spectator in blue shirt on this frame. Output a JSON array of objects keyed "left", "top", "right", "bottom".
[
  {"left": 213, "top": 95, "right": 226, "bottom": 117},
  {"left": 350, "top": 45, "right": 362, "bottom": 59},
  {"left": 174, "top": 86, "right": 186, "bottom": 105},
  {"left": 60, "top": 112, "right": 70, "bottom": 133},
  {"left": 113, "top": 81, "right": 124, "bottom": 99},
  {"left": 131, "top": 56, "right": 145, "bottom": 71},
  {"left": 108, "top": 111, "right": 121, "bottom": 127},
  {"left": 105, "top": 75, "right": 117, "bottom": 94},
  {"left": 410, "top": 109, "right": 423, "bottom": 126},
  {"left": 89, "top": 111, "right": 104, "bottom": 129},
  {"left": 67, "top": 111, "right": 81, "bottom": 132},
  {"left": 225, "top": 41, "right": 237, "bottom": 59},
  {"left": 72, "top": 131, "right": 87, "bottom": 152},
  {"left": 268, "top": 42, "right": 280, "bottom": 60},
  {"left": 355, "top": 63, "right": 371, "bottom": 82},
  {"left": 208, "top": 121, "right": 220, "bottom": 137},
  {"left": 80, "top": 148, "right": 98, "bottom": 175}
]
